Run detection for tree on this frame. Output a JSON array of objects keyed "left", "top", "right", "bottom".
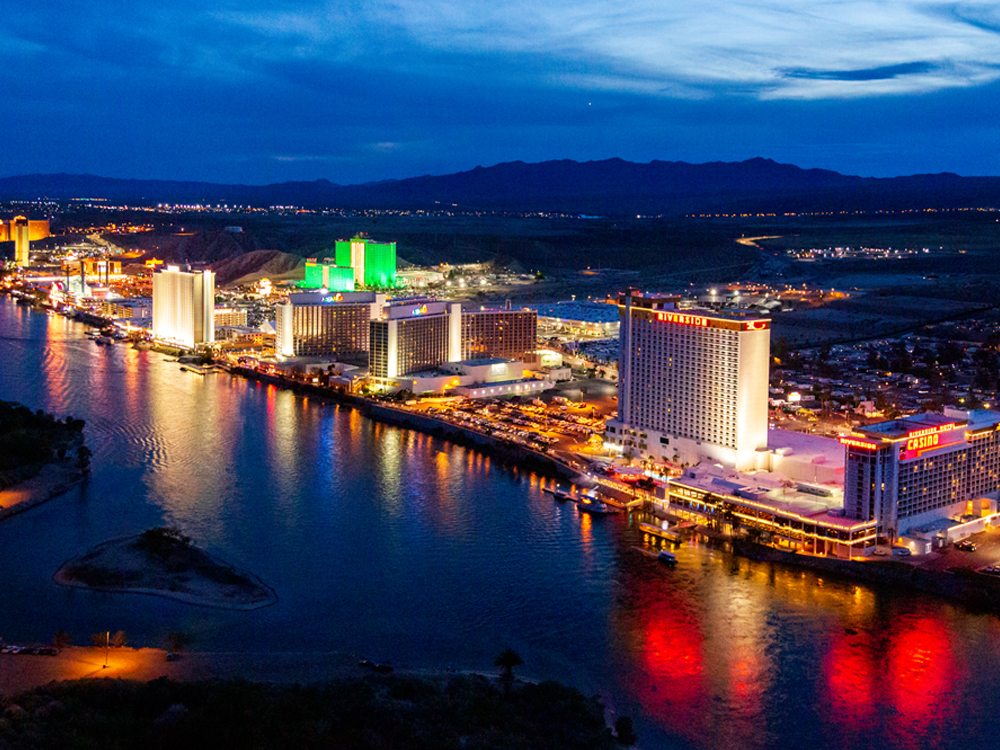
[
  {"left": 111, "top": 630, "right": 127, "bottom": 648},
  {"left": 888, "top": 340, "right": 912, "bottom": 373},
  {"left": 76, "top": 445, "right": 92, "bottom": 473},
  {"left": 494, "top": 647, "right": 524, "bottom": 698},
  {"left": 166, "top": 631, "right": 192, "bottom": 653},
  {"left": 614, "top": 716, "right": 637, "bottom": 745},
  {"left": 772, "top": 337, "right": 792, "bottom": 365},
  {"left": 52, "top": 630, "right": 72, "bottom": 649}
]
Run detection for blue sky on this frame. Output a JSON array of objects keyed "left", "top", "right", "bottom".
[{"left": 4, "top": 0, "right": 1000, "bottom": 183}]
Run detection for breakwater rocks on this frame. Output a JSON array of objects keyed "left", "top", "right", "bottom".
[{"left": 733, "top": 538, "right": 1000, "bottom": 614}]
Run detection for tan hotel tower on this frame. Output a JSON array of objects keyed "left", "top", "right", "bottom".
[{"left": 606, "top": 292, "right": 770, "bottom": 471}]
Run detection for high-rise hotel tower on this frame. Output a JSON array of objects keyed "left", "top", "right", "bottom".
[
  {"left": 12, "top": 216, "right": 30, "bottom": 267},
  {"left": 606, "top": 292, "right": 770, "bottom": 471},
  {"left": 151, "top": 265, "right": 215, "bottom": 348}
]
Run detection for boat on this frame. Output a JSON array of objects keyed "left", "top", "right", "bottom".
[
  {"left": 95, "top": 336, "right": 115, "bottom": 346},
  {"left": 658, "top": 550, "right": 678, "bottom": 566},
  {"left": 545, "top": 488, "right": 574, "bottom": 502},
  {"left": 576, "top": 498, "right": 618, "bottom": 515}
]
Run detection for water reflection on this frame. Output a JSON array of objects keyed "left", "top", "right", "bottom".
[{"left": 5, "top": 300, "right": 1000, "bottom": 750}]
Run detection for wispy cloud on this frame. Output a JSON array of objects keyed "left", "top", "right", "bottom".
[
  {"left": 207, "top": 0, "right": 1000, "bottom": 99},
  {"left": 8, "top": 0, "right": 1000, "bottom": 100}
]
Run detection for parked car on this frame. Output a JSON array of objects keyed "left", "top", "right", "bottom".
[
  {"left": 892, "top": 547, "right": 912, "bottom": 557},
  {"left": 956, "top": 540, "right": 978, "bottom": 552}
]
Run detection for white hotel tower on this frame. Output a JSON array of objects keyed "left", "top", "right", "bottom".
[
  {"left": 606, "top": 292, "right": 770, "bottom": 471},
  {"left": 152, "top": 265, "right": 215, "bottom": 349}
]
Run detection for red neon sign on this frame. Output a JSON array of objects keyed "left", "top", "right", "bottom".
[
  {"left": 657, "top": 312, "right": 708, "bottom": 327},
  {"left": 906, "top": 434, "right": 940, "bottom": 452},
  {"left": 840, "top": 437, "right": 878, "bottom": 451},
  {"left": 905, "top": 423, "right": 956, "bottom": 440},
  {"left": 744, "top": 320, "right": 768, "bottom": 331}
]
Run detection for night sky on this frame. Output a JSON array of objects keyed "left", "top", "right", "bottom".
[{"left": 5, "top": 1, "right": 1000, "bottom": 183}]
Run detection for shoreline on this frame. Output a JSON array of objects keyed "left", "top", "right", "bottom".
[
  {"left": 732, "top": 538, "right": 1000, "bottom": 614},
  {"left": 0, "top": 462, "right": 85, "bottom": 522},
  {"left": 0, "top": 645, "right": 545, "bottom": 699}
]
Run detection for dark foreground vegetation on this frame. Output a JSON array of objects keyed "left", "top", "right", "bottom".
[
  {"left": 0, "top": 400, "right": 86, "bottom": 490},
  {"left": 0, "top": 674, "right": 618, "bottom": 750}
]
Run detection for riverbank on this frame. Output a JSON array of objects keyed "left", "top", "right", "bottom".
[
  {"left": 733, "top": 538, "right": 1000, "bottom": 614},
  {"left": 53, "top": 531, "right": 277, "bottom": 611},
  {"left": 0, "top": 462, "right": 85, "bottom": 521},
  {"left": 0, "top": 648, "right": 618, "bottom": 749}
]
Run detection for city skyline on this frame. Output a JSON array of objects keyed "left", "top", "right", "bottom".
[{"left": 5, "top": 1, "right": 1000, "bottom": 184}]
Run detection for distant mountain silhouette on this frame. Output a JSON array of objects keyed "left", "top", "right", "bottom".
[{"left": 1, "top": 158, "right": 997, "bottom": 215}]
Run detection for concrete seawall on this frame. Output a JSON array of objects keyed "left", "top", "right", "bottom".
[{"left": 733, "top": 538, "right": 1000, "bottom": 614}]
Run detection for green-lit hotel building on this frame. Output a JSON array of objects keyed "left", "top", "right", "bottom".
[
  {"left": 334, "top": 235, "right": 397, "bottom": 288},
  {"left": 303, "top": 259, "right": 356, "bottom": 292}
]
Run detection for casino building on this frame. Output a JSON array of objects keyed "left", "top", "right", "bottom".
[
  {"left": 275, "top": 291, "right": 386, "bottom": 359},
  {"left": 369, "top": 299, "right": 462, "bottom": 381},
  {"left": 461, "top": 307, "right": 537, "bottom": 361},
  {"left": 842, "top": 410, "right": 1000, "bottom": 539},
  {"left": 606, "top": 292, "right": 770, "bottom": 471},
  {"left": 151, "top": 265, "right": 215, "bottom": 348},
  {"left": 302, "top": 258, "right": 356, "bottom": 292},
  {"left": 334, "top": 235, "right": 397, "bottom": 288}
]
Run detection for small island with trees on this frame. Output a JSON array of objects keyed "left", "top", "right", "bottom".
[
  {"left": 0, "top": 400, "right": 89, "bottom": 518},
  {"left": 54, "top": 527, "right": 277, "bottom": 610}
]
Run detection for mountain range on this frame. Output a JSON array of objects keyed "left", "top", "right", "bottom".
[{"left": 2, "top": 158, "right": 998, "bottom": 216}]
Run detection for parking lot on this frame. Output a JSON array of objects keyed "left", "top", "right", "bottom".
[{"left": 914, "top": 526, "right": 1000, "bottom": 575}]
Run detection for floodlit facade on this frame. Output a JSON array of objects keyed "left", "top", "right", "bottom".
[
  {"left": 334, "top": 235, "right": 396, "bottom": 288},
  {"left": 461, "top": 307, "right": 537, "bottom": 361},
  {"left": 151, "top": 265, "right": 215, "bottom": 348},
  {"left": 214, "top": 308, "right": 248, "bottom": 327},
  {"left": 275, "top": 291, "right": 385, "bottom": 359},
  {"left": 0, "top": 217, "right": 49, "bottom": 244},
  {"left": 842, "top": 409, "right": 1000, "bottom": 539},
  {"left": 12, "top": 216, "right": 29, "bottom": 267},
  {"left": 606, "top": 292, "right": 770, "bottom": 471},
  {"left": 369, "top": 299, "right": 461, "bottom": 381},
  {"left": 302, "top": 258, "right": 355, "bottom": 292}
]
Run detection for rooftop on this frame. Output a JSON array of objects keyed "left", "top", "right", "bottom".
[
  {"left": 859, "top": 412, "right": 962, "bottom": 439},
  {"left": 455, "top": 357, "right": 515, "bottom": 366},
  {"left": 674, "top": 464, "right": 863, "bottom": 530},
  {"left": 534, "top": 301, "right": 620, "bottom": 323},
  {"left": 767, "top": 428, "right": 845, "bottom": 469}
]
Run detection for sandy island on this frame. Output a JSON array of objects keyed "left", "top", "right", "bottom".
[{"left": 53, "top": 531, "right": 277, "bottom": 610}]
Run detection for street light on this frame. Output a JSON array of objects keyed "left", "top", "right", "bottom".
[{"left": 104, "top": 630, "right": 109, "bottom": 668}]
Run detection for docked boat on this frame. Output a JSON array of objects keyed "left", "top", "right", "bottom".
[
  {"left": 576, "top": 497, "right": 618, "bottom": 515},
  {"left": 95, "top": 336, "right": 115, "bottom": 346},
  {"left": 658, "top": 550, "right": 678, "bottom": 566},
  {"left": 546, "top": 488, "right": 574, "bottom": 502}
]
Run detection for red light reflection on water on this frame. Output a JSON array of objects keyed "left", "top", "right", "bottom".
[
  {"left": 823, "top": 629, "right": 875, "bottom": 730},
  {"left": 631, "top": 588, "right": 707, "bottom": 736},
  {"left": 888, "top": 615, "right": 956, "bottom": 733},
  {"left": 822, "top": 611, "right": 958, "bottom": 747}
]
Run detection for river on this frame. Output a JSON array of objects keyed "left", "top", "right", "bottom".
[{"left": 2, "top": 297, "right": 999, "bottom": 749}]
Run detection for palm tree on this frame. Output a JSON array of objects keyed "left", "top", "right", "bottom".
[{"left": 494, "top": 647, "right": 523, "bottom": 697}]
